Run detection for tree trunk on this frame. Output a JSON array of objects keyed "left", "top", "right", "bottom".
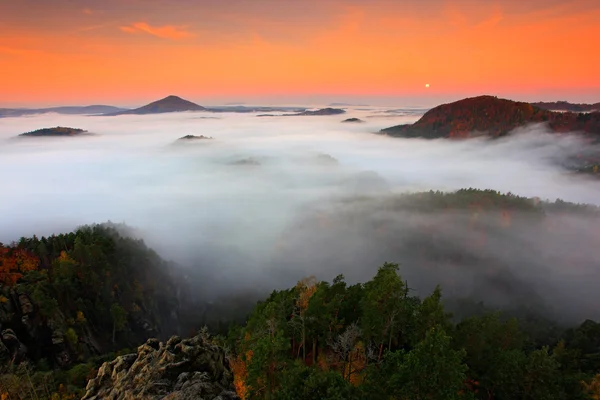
[
  {"left": 312, "top": 338, "right": 317, "bottom": 365},
  {"left": 302, "top": 319, "right": 306, "bottom": 362},
  {"left": 378, "top": 343, "right": 384, "bottom": 361},
  {"left": 112, "top": 321, "right": 116, "bottom": 343},
  {"left": 347, "top": 351, "right": 353, "bottom": 382}
]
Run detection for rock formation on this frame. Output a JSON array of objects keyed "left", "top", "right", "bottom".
[{"left": 82, "top": 334, "right": 239, "bottom": 400}]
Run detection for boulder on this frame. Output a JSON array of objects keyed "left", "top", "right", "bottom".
[
  {"left": 82, "top": 334, "right": 239, "bottom": 400},
  {"left": 1, "top": 328, "right": 28, "bottom": 363}
]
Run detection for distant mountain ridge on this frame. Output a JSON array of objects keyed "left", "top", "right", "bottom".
[
  {"left": 381, "top": 95, "right": 600, "bottom": 139},
  {"left": 531, "top": 101, "right": 600, "bottom": 112},
  {"left": 257, "top": 107, "right": 346, "bottom": 117},
  {"left": 0, "top": 105, "right": 127, "bottom": 118},
  {"left": 109, "top": 95, "right": 206, "bottom": 115}
]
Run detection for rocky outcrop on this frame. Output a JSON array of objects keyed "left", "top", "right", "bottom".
[
  {"left": 82, "top": 335, "right": 239, "bottom": 400},
  {"left": 0, "top": 285, "right": 72, "bottom": 366},
  {"left": 0, "top": 328, "right": 27, "bottom": 364}
]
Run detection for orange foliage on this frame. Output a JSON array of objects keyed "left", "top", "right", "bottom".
[
  {"left": 345, "top": 341, "right": 367, "bottom": 386},
  {"left": 230, "top": 350, "right": 253, "bottom": 400},
  {"left": 582, "top": 374, "right": 600, "bottom": 400},
  {"left": 317, "top": 351, "right": 330, "bottom": 371},
  {"left": 295, "top": 276, "right": 317, "bottom": 313},
  {"left": 0, "top": 245, "right": 40, "bottom": 286}
]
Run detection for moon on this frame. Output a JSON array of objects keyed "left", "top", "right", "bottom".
[{"left": 425, "top": 83, "right": 430, "bottom": 88}]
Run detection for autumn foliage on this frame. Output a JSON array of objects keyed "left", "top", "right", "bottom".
[
  {"left": 0, "top": 245, "right": 39, "bottom": 285},
  {"left": 382, "top": 95, "right": 600, "bottom": 139}
]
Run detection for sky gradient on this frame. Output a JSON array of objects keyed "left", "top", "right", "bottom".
[{"left": 1, "top": 0, "right": 599, "bottom": 107}]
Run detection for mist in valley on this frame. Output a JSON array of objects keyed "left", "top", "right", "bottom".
[{"left": 1, "top": 106, "right": 600, "bottom": 323}]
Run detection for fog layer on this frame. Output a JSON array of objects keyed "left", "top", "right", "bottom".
[{"left": 1, "top": 107, "right": 600, "bottom": 322}]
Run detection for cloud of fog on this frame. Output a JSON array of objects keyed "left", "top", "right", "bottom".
[{"left": 1, "top": 107, "right": 600, "bottom": 322}]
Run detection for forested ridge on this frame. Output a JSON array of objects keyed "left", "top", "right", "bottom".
[
  {"left": 0, "top": 224, "right": 181, "bottom": 398},
  {"left": 1, "top": 190, "right": 599, "bottom": 398},
  {"left": 381, "top": 95, "right": 600, "bottom": 139},
  {"left": 219, "top": 264, "right": 600, "bottom": 399}
]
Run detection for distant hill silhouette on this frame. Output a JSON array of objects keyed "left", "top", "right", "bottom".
[
  {"left": 531, "top": 101, "right": 600, "bottom": 112},
  {"left": 296, "top": 107, "right": 346, "bottom": 116},
  {"left": 0, "top": 105, "right": 127, "bottom": 118},
  {"left": 177, "top": 135, "right": 213, "bottom": 140},
  {"left": 19, "top": 126, "right": 88, "bottom": 137},
  {"left": 258, "top": 108, "right": 346, "bottom": 117},
  {"left": 110, "top": 95, "right": 205, "bottom": 115},
  {"left": 329, "top": 102, "right": 370, "bottom": 107},
  {"left": 381, "top": 95, "right": 600, "bottom": 138}
]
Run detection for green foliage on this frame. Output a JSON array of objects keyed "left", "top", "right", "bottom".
[
  {"left": 521, "top": 347, "right": 565, "bottom": 400},
  {"left": 65, "top": 363, "right": 95, "bottom": 388},
  {"left": 360, "top": 263, "right": 412, "bottom": 357},
  {"left": 275, "top": 363, "right": 360, "bottom": 400},
  {"left": 387, "top": 328, "right": 470, "bottom": 400},
  {"left": 4, "top": 213, "right": 600, "bottom": 399},
  {"left": 65, "top": 328, "right": 78, "bottom": 347},
  {"left": 227, "top": 261, "right": 600, "bottom": 399}
]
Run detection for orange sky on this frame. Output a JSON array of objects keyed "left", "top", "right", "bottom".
[{"left": 1, "top": 0, "right": 599, "bottom": 107}]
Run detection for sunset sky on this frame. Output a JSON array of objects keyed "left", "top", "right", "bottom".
[{"left": 1, "top": 0, "right": 599, "bottom": 107}]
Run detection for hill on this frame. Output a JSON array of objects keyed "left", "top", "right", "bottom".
[
  {"left": 18, "top": 126, "right": 88, "bottom": 137},
  {"left": 342, "top": 117, "right": 364, "bottom": 123},
  {"left": 296, "top": 107, "right": 346, "bottom": 116},
  {"left": 257, "top": 108, "right": 347, "bottom": 117},
  {"left": 532, "top": 100, "right": 600, "bottom": 112},
  {"left": 177, "top": 134, "right": 213, "bottom": 140},
  {"left": 111, "top": 95, "right": 206, "bottom": 115},
  {"left": 1, "top": 190, "right": 600, "bottom": 398},
  {"left": 0, "top": 105, "right": 127, "bottom": 118},
  {"left": 381, "top": 95, "right": 600, "bottom": 138}
]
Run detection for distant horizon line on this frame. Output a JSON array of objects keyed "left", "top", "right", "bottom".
[{"left": 2, "top": 93, "right": 599, "bottom": 110}]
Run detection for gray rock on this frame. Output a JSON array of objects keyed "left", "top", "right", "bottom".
[
  {"left": 18, "top": 293, "right": 34, "bottom": 314},
  {"left": 81, "top": 335, "right": 239, "bottom": 400}
]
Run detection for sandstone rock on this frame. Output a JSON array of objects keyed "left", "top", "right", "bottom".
[
  {"left": 1, "top": 328, "right": 27, "bottom": 362},
  {"left": 18, "top": 293, "right": 34, "bottom": 314},
  {"left": 82, "top": 334, "right": 239, "bottom": 400}
]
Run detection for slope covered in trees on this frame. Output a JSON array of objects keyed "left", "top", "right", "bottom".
[
  {"left": 18, "top": 127, "right": 88, "bottom": 137},
  {"left": 0, "top": 224, "right": 181, "bottom": 398},
  {"left": 221, "top": 264, "right": 600, "bottom": 399},
  {"left": 381, "top": 95, "right": 600, "bottom": 138},
  {"left": 1, "top": 190, "right": 600, "bottom": 398},
  {"left": 532, "top": 101, "right": 600, "bottom": 112}
]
